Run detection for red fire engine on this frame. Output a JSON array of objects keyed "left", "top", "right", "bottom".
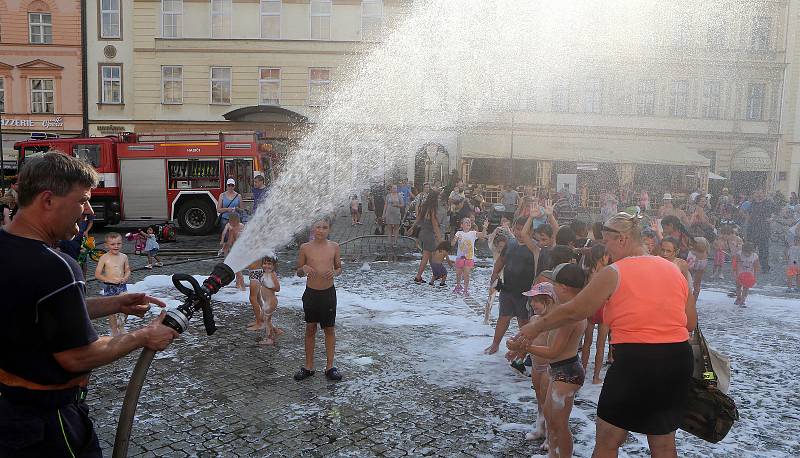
[{"left": 14, "top": 132, "right": 281, "bottom": 235}]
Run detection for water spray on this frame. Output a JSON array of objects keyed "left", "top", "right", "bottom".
[{"left": 112, "top": 263, "right": 235, "bottom": 458}]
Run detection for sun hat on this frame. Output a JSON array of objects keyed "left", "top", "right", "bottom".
[
  {"left": 663, "top": 193, "right": 673, "bottom": 200},
  {"left": 226, "top": 178, "right": 236, "bottom": 186},
  {"left": 540, "top": 263, "right": 586, "bottom": 289},
  {"left": 522, "top": 281, "right": 557, "bottom": 300}
]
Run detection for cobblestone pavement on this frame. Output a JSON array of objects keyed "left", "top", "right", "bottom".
[
  {"left": 87, "top": 258, "right": 543, "bottom": 457},
  {"left": 80, "top": 211, "right": 798, "bottom": 457}
]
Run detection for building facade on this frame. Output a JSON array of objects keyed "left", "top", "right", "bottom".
[
  {"left": 457, "top": 1, "right": 789, "bottom": 206},
  {"left": 779, "top": 0, "right": 800, "bottom": 198},
  {"left": 81, "top": 1, "right": 792, "bottom": 201},
  {"left": 0, "top": 0, "right": 84, "bottom": 173},
  {"left": 85, "top": 0, "right": 431, "bottom": 183}
]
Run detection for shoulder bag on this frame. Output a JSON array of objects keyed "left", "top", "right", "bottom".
[{"left": 680, "top": 324, "right": 739, "bottom": 443}]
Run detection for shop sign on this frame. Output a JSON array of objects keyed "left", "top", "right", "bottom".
[
  {"left": 732, "top": 149, "right": 772, "bottom": 172},
  {"left": 96, "top": 125, "right": 128, "bottom": 133},
  {"left": 1, "top": 117, "right": 64, "bottom": 129},
  {"left": 577, "top": 162, "right": 599, "bottom": 171}
]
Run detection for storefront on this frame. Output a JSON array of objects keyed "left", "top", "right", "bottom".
[
  {"left": 459, "top": 133, "right": 710, "bottom": 207},
  {"left": 1, "top": 114, "right": 83, "bottom": 177},
  {"left": 728, "top": 147, "right": 773, "bottom": 196}
]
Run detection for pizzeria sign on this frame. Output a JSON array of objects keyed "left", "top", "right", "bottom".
[{"left": 1, "top": 117, "right": 64, "bottom": 129}]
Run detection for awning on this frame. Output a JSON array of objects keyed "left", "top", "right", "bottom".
[
  {"left": 460, "top": 134, "right": 711, "bottom": 167},
  {"left": 708, "top": 171, "right": 727, "bottom": 180}
]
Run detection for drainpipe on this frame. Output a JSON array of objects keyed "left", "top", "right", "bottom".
[{"left": 81, "top": 0, "right": 89, "bottom": 137}]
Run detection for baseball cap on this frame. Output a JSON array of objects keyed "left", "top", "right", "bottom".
[
  {"left": 663, "top": 193, "right": 673, "bottom": 200},
  {"left": 522, "top": 282, "right": 557, "bottom": 300},
  {"left": 226, "top": 178, "right": 236, "bottom": 186},
  {"left": 540, "top": 263, "right": 586, "bottom": 289}
]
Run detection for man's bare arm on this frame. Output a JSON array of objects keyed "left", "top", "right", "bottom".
[
  {"left": 333, "top": 244, "right": 342, "bottom": 276},
  {"left": 296, "top": 245, "right": 308, "bottom": 277}
]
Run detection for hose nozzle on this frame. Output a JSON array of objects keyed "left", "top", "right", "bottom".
[{"left": 163, "top": 263, "right": 236, "bottom": 335}]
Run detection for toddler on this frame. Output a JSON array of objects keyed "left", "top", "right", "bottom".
[
  {"left": 95, "top": 233, "right": 130, "bottom": 336},
  {"left": 258, "top": 256, "right": 283, "bottom": 345},
  {"left": 712, "top": 227, "right": 731, "bottom": 279},
  {"left": 687, "top": 237, "right": 709, "bottom": 301},
  {"left": 520, "top": 282, "right": 556, "bottom": 445},
  {"left": 139, "top": 226, "right": 163, "bottom": 269},
  {"left": 429, "top": 241, "right": 454, "bottom": 286},
  {"left": 734, "top": 242, "right": 759, "bottom": 306},
  {"left": 350, "top": 194, "right": 361, "bottom": 225},
  {"left": 450, "top": 217, "right": 487, "bottom": 297}
]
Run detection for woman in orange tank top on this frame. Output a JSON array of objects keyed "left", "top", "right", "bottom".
[{"left": 517, "top": 212, "right": 697, "bottom": 458}]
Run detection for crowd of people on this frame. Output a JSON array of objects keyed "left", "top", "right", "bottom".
[{"left": 373, "top": 176, "right": 798, "bottom": 456}]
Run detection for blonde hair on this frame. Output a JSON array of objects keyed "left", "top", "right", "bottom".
[
  {"left": 692, "top": 237, "right": 710, "bottom": 254},
  {"left": 604, "top": 212, "right": 644, "bottom": 241}
]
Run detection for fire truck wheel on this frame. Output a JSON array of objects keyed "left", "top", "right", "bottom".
[{"left": 176, "top": 199, "right": 217, "bottom": 235}]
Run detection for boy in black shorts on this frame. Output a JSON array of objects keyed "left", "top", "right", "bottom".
[{"left": 295, "top": 218, "right": 343, "bottom": 381}]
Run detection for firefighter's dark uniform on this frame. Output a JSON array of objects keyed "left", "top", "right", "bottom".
[{"left": 0, "top": 230, "right": 102, "bottom": 457}]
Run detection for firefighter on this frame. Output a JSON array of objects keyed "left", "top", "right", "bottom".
[{"left": 0, "top": 153, "right": 178, "bottom": 457}]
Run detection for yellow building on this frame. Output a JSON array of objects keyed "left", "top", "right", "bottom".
[{"left": 86, "top": 0, "right": 398, "bottom": 148}]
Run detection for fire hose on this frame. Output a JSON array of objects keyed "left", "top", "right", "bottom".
[{"left": 112, "top": 263, "right": 235, "bottom": 458}]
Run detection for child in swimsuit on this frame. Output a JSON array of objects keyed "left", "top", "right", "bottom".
[
  {"left": 687, "top": 237, "right": 709, "bottom": 301},
  {"left": 712, "top": 227, "right": 730, "bottom": 279},
  {"left": 429, "top": 241, "right": 454, "bottom": 286},
  {"left": 258, "top": 256, "right": 282, "bottom": 345},
  {"left": 520, "top": 282, "right": 557, "bottom": 445},
  {"left": 787, "top": 236, "right": 800, "bottom": 292},
  {"left": 734, "top": 242, "right": 759, "bottom": 306},
  {"left": 450, "top": 217, "right": 487, "bottom": 297},
  {"left": 246, "top": 258, "right": 265, "bottom": 331}
]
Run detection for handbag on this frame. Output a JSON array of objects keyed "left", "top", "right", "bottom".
[{"left": 680, "top": 325, "right": 739, "bottom": 443}]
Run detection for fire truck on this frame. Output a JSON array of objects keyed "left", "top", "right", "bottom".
[{"left": 15, "top": 132, "right": 281, "bottom": 235}]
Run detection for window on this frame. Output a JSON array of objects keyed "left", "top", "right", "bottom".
[
  {"left": 702, "top": 81, "right": 720, "bottom": 119},
  {"left": 311, "top": 0, "right": 331, "bottom": 40},
  {"left": 210, "top": 67, "right": 231, "bottom": 104},
  {"left": 259, "top": 68, "right": 280, "bottom": 105},
  {"left": 636, "top": 79, "right": 656, "bottom": 115},
  {"left": 551, "top": 83, "right": 569, "bottom": 112},
  {"left": 308, "top": 68, "right": 331, "bottom": 106},
  {"left": 161, "top": 0, "right": 182, "bottom": 38},
  {"left": 211, "top": 0, "right": 231, "bottom": 38},
  {"left": 746, "top": 83, "right": 765, "bottom": 121},
  {"left": 29, "top": 13, "right": 52, "bottom": 44},
  {"left": 31, "top": 79, "right": 55, "bottom": 113},
  {"left": 361, "top": 0, "right": 383, "bottom": 41},
  {"left": 669, "top": 80, "right": 689, "bottom": 117},
  {"left": 260, "top": 0, "right": 281, "bottom": 39},
  {"left": 101, "top": 65, "right": 122, "bottom": 104},
  {"left": 161, "top": 66, "right": 183, "bottom": 104},
  {"left": 751, "top": 16, "right": 772, "bottom": 52},
  {"left": 583, "top": 79, "right": 602, "bottom": 114},
  {"left": 100, "top": 0, "right": 121, "bottom": 39},
  {"left": 73, "top": 145, "right": 102, "bottom": 167},
  {"left": 0, "top": 78, "right": 4, "bottom": 113}
]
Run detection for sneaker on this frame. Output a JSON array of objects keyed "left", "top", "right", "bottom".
[
  {"left": 324, "top": 367, "right": 342, "bottom": 381},
  {"left": 453, "top": 285, "right": 463, "bottom": 295},
  {"left": 439, "top": 281, "right": 446, "bottom": 287},
  {"left": 413, "top": 277, "right": 425, "bottom": 284},
  {"left": 428, "top": 280, "right": 435, "bottom": 286},
  {"left": 154, "top": 262, "right": 163, "bottom": 267},
  {"left": 293, "top": 367, "right": 315, "bottom": 381},
  {"left": 145, "top": 264, "right": 153, "bottom": 269}
]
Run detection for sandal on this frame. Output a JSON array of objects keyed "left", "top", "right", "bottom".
[
  {"left": 293, "top": 367, "right": 315, "bottom": 381},
  {"left": 324, "top": 367, "right": 343, "bottom": 381},
  {"left": 413, "top": 277, "right": 425, "bottom": 284}
]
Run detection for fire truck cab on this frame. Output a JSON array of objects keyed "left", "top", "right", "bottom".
[{"left": 15, "top": 132, "right": 266, "bottom": 235}]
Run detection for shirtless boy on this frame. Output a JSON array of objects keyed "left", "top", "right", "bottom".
[
  {"left": 295, "top": 218, "right": 343, "bottom": 381},
  {"left": 95, "top": 232, "right": 131, "bottom": 336},
  {"left": 507, "top": 263, "right": 587, "bottom": 458}
]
